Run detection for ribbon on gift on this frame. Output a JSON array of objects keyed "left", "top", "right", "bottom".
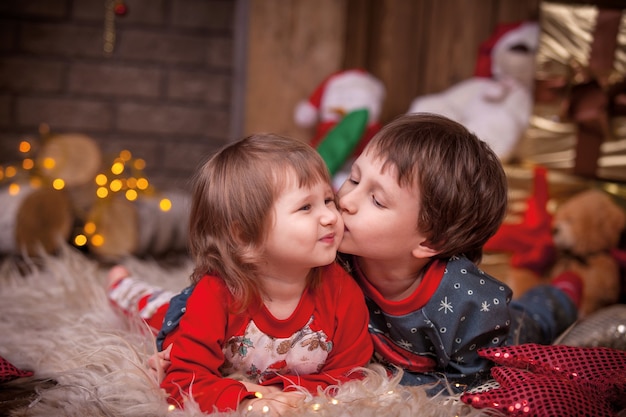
[
  {"left": 568, "top": 7, "right": 623, "bottom": 178},
  {"left": 534, "top": 6, "right": 626, "bottom": 179}
]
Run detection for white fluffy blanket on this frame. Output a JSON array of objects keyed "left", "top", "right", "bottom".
[{"left": 0, "top": 245, "right": 483, "bottom": 417}]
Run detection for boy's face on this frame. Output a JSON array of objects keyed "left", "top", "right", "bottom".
[
  {"left": 263, "top": 177, "right": 343, "bottom": 275},
  {"left": 337, "top": 150, "right": 429, "bottom": 262}
]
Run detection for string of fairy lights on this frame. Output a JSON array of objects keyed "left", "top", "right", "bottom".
[
  {"left": 0, "top": 139, "right": 66, "bottom": 194},
  {"left": 161, "top": 385, "right": 466, "bottom": 415},
  {"left": 0, "top": 131, "right": 172, "bottom": 252},
  {"left": 73, "top": 148, "right": 173, "bottom": 249}
]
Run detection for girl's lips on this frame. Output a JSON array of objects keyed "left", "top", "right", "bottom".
[{"left": 320, "top": 233, "right": 336, "bottom": 243}]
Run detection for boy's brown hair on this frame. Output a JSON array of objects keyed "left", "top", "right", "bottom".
[
  {"left": 366, "top": 113, "right": 507, "bottom": 263},
  {"left": 188, "top": 133, "right": 333, "bottom": 310}
]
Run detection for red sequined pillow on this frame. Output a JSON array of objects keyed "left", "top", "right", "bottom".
[
  {"left": 461, "top": 344, "right": 626, "bottom": 417},
  {"left": 0, "top": 355, "right": 33, "bottom": 383}
]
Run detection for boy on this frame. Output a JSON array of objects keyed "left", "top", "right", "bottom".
[{"left": 335, "top": 113, "right": 580, "bottom": 391}]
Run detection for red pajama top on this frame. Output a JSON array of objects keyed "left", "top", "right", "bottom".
[{"left": 160, "top": 262, "right": 373, "bottom": 413}]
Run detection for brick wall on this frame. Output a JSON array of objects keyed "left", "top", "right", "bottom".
[{"left": 0, "top": 0, "right": 239, "bottom": 190}]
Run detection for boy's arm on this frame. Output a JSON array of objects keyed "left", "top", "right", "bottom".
[
  {"left": 417, "top": 258, "right": 513, "bottom": 388},
  {"left": 397, "top": 307, "right": 509, "bottom": 391}
]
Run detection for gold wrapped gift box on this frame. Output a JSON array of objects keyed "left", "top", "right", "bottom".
[{"left": 512, "top": 1, "right": 626, "bottom": 184}]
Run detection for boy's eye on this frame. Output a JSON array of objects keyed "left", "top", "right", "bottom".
[
  {"left": 299, "top": 204, "right": 312, "bottom": 211},
  {"left": 372, "top": 195, "right": 385, "bottom": 208},
  {"left": 324, "top": 197, "right": 335, "bottom": 205}
]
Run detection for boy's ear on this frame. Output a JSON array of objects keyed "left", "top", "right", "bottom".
[{"left": 411, "top": 242, "right": 440, "bottom": 259}]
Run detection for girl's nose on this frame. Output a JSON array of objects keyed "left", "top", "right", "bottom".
[{"left": 321, "top": 205, "right": 339, "bottom": 225}]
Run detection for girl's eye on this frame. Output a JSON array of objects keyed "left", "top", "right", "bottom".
[
  {"left": 348, "top": 177, "right": 359, "bottom": 185},
  {"left": 324, "top": 197, "right": 335, "bottom": 205}
]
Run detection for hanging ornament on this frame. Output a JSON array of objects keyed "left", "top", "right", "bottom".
[
  {"left": 103, "top": 0, "right": 128, "bottom": 56},
  {"left": 114, "top": 0, "right": 128, "bottom": 16},
  {"left": 103, "top": 0, "right": 116, "bottom": 55}
]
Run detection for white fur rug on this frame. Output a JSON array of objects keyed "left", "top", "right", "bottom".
[{"left": 0, "top": 245, "right": 483, "bottom": 417}]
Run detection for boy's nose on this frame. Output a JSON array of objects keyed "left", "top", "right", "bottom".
[{"left": 338, "top": 192, "right": 355, "bottom": 213}]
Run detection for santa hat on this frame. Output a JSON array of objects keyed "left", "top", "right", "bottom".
[
  {"left": 294, "top": 69, "right": 379, "bottom": 127},
  {"left": 474, "top": 21, "right": 540, "bottom": 78}
]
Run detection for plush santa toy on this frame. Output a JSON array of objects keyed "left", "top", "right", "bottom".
[
  {"left": 294, "top": 69, "right": 386, "bottom": 158},
  {"left": 408, "top": 21, "right": 540, "bottom": 161}
]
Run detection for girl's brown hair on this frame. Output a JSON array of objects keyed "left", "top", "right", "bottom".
[
  {"left": 188, "top": 133, "right": 333, "bottom": 311},
  {"left": 365, "top": 113, "right": 508, "bottom": 263}
]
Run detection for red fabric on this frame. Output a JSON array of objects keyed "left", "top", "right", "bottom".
[
  {"left": 108, "top": 281, "right": 168, "bottom": 335},
  {"left": 137, "top": 294, "right": 149, "bottom": 311},
  {"left": 461, "top": 344, "right": 626, "bottom": 416},
  {"left": 161, "top": 262, "right": 373, "bottom": 413},
  {"left": 484, "top": 166, "right": 556, "bottom": 276},
  {"left": 550, "top": 270, "right": 583, "bottom": 308},
  {"left": 464, "top": 366, "right": 615, "bottom": 417},
  {"left": 370, "top": 333, "right": 436, "bottom": 373},
  {"left": 0, "top": 355, "right": 33, "bottom": 382},
  {"left": 354, "top": 258, "right": 445, "bottom": 316},
  {"left": 144, "top": 303, "right": 169, "bottom": 333},
  {"left": 353, "top": 259, "right": 444, "bottom": 373}
]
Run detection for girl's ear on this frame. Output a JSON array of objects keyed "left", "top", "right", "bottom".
[
  {"left": 411, "top": 242, "right": 440, "bottom": 259},
  {"left": 231, "top": 222, "right": 264, "bottom": 259},
  {"left": 230, "top": 221, "right": 244, "bottom": 243}
]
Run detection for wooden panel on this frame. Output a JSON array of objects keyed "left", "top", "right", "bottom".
[
  {"left": 343, "top": 0, "right": 376, "bottom": 69},
  {"left": 369, "top": 0, "right": 425, "bottom": 121},
  {"left": 495, "top": 0, "right": 541, "bottom": 22},
  {"left": 244, "top": 0, "right": 347, "bottom": 141},
  {"left": 343, "top": 0, "right": 541, "bottom": 123},
  {"left": 243, "top": 0, "right": 541, "bottom": 138}
]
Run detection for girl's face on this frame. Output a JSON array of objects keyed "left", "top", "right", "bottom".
[
  {"left": 262, "top": 177, "right": 343, "bottom": 277},
  {"left": 337, "top": 150, "right": 427, "bottom": 263}
]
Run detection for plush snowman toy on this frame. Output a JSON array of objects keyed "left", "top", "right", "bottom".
[
  {"left": 294, "top": 69, "right": 386, "bottom": 188},
  {"left": 408, "top": 21, "right": 540, "bottom": 161}
]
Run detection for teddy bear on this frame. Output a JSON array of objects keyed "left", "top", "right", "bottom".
[
  {"left": 549, "top": 188, "right": 626, "bottom": 317},
  {"left": 407, "top": 21, "right": 539, "bottom": 162},
  {"left": 483, "top": 166, "right": 626, "bottom": 318},
  {"left": 294, "top": 68, "right": 386, "bottom": 188}
]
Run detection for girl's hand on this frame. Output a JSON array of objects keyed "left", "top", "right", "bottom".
[
  {"left": 241, "top": 381, "right": 282, "bottom": 397},
  {"left": 240, "top": 391, "right": 305, "bottom": 416},
  {"left": 151, "top": 348, "right": 305, "bottom": 415},
  {"left": 148, "top": 343, "right": 172, "bottom": 383}
]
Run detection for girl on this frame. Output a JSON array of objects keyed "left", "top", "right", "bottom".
[{"left": 108, "top": 134, "right": 372, "bottom": 415}]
